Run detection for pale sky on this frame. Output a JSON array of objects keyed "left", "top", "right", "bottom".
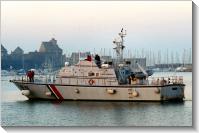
[{"left": 1, "top": 1, "right": 192, "bottom": 57}]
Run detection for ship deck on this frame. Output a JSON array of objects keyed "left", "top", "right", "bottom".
[{"left": 10, "top": 79, "right": 185, "bottom": 88}]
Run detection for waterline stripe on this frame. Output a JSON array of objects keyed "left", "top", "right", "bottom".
[
  {"left": 49, "top": 84, "right": 64, "bottom": 100},
  {"left": 46, "top": 85, "right": 59, "bottom": 99}
]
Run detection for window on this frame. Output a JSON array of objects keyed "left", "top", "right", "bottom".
[
  {"left": 96, "top": 73, "right": 100, "bottom": 77},
  {"left": 88, "top": 71, "right": 95, "bottom": 76},
  {"left": 172, "top": 88, "right": 177, "bottom": 90}
]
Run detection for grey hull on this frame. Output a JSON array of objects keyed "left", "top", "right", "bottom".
[{"left": 11, "top": 80, "right": 185, "bottom": 101}]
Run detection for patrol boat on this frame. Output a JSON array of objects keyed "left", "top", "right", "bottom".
[{"left": 10, "top": 29, "right": 185, "bottom": 101}]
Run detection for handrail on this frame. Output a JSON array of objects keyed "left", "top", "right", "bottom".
[
  {"left": 149, "top": 76, "right": 183, "bottom": 85},
  {"left": 11, "top": 74, "right": 184, "bottom": 86}
]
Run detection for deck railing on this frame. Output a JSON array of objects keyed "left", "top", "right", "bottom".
[
  {"left": 148, "top": 76, "right": 183, "bottom": 85},
  {"left": 11, "top": 74, "right": 184, "bottom": 86},
  {"left": 11, "top": 74, "right": 56, "bottom": 83}
]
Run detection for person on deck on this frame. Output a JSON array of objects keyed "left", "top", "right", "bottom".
[
  {"left": 31, "top": 70, "right": 35, "bottom": 82},
  {"left": 26, "top": 71, "right": 31, "bottom": 82},
  {"left": 85, "top": 55, "right": 92, "bottom": 61},
  {"left": 94, "top": 54, "right": 101, "bottom": 68}
]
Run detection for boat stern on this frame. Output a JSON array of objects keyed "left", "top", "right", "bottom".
[{"left": 160, "top": 84, "right": 185, "bottom": 101}]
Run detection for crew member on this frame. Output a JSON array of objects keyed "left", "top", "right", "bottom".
[
  {"left": 26, "top": 70, "right": 31, "bottom": 82},
  {"left": 31, "top": 70, "right": 35, "bottom": 82},
  {"left": 95, "top": 54, "right": 101, "bottom": 68},
  {"left": 85, "top": 55, "right": 92, "bottom": 61}
]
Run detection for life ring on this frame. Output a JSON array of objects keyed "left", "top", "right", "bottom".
[{"left": 88, "top": 79, "right": 95, "bottom": 85}]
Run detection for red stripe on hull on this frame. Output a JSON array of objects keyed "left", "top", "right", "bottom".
[{"left": 49, "top": 84, "right": 64, "bottom": 100}]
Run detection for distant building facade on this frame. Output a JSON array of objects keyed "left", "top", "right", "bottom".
[
  {"left": 1, "top": 45, "right": 8, "bottom": 58},
  {"left": 1, "top": 38, "right": 66, "bottom": 70},
  {"left": 11, "top": 46, "right": 24, "bottom": 55},
  {"left": 1, "top": 44, "right": 10, "bottom": 69},
  {"left": 38, "top": 38, "right": 64, "bottom": 69}
]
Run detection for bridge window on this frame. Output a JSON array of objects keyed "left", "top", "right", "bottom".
[
  {"left": 88, "top": 71, "right": 95, "bottom": 76},
  {"left": 172, "top": 87, "right": 177, "bottom": 90}
]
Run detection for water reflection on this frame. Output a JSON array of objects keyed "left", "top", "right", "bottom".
[{"left": 2, "top": 100, "right": 191, "bottom": 126}]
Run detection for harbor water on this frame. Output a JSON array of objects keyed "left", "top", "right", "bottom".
[{"left": 1, "top": 72, "right": 192, "bottom": 126}]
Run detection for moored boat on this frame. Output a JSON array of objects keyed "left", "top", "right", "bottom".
[{"left": 10, "top": 29, "right": 185, "bottom": 101}]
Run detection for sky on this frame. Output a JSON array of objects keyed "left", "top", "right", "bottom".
[{"left": 1, "top": 1, "right": 192, "bottom": 58}]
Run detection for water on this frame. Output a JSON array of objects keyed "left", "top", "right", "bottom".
[{"left": 1, "top": 72, "right": 192, "bottom": 126}]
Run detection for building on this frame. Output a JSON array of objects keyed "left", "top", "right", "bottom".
[
  {"left": 39, "top": 38, "right": 64, "bottom": 69},
  {"left": 1, "top": 44, "right": 8, "bottom": 58},
  {"left": 1, "top": 38, "right": 66, "bottom": 70},
  {"left": 1, "top": 44, "right": 10, "bottom": 69},
  {"left": 11, "top": 46, "right": 24, "bottom": 55}
]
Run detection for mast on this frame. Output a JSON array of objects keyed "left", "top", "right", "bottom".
[{"left": 113, "top": 28, "right": 127, "bottom": 64}]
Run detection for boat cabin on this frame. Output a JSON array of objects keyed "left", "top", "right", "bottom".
[{"left": 56, "top": 60, "right": 119, "bottom": 86}]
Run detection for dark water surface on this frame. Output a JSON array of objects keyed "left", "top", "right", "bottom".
[
  {"left": 1, "top": 100, "right": 192, "bottom": 126},
  {"left": 1, "top": 72, "right": 192, "bottom": 126}
]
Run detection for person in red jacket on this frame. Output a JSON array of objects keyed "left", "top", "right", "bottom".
[
  {"left": 26, "top": 71, "right": 31, "bottom": 82},
  {"left": 85, "top": 55, "right": 92, "bottom": 61},
  {"left": 31, "top": 70, "right": 35, "bottom": 82}
]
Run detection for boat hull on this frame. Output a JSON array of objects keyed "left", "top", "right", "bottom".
[{"left": 11, "top": 80, "right": 185, "bottom": 101}]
